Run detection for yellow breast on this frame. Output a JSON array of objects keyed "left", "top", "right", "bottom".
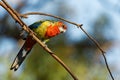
[{"left": 34, "top": 21, "right": 52, "bottom": 39}]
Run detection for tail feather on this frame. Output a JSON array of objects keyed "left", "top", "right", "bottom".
[
  {"left": 10, "top": 36, "right": 36, "bottom": 71},
  {"left": 10, "top": 46, "right": 31, "bottom": 71}
]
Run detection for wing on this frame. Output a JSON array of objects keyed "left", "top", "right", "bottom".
[
  {"left": 29, "top": 20, "right": 56, "bottom": 30},
  {"left": 29, "top": 21, "right": 43, "bottom": 30}
]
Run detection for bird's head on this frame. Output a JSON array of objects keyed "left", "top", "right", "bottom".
[
  {"left": 45, "top": 20, "right": 67, "bottom": 38},
  {"left": 55, "top": 21, "right": 67, "bottom": 33}
]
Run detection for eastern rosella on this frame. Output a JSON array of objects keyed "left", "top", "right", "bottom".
[{"left": 10, "top": 20, "right": 67, "bottom": 71}]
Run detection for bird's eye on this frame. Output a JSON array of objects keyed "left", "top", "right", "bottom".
[
  {"left": 62, "top": 25, "right": 67, "bottom": 29},
  {"left": 62, "top": 25, "right": 64, "bottom": 28}
]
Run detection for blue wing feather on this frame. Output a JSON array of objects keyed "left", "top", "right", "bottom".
[{"left": 29, "top": 21, "right": 42, "bottom": 29}]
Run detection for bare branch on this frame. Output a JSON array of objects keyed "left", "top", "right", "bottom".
[
  {"left": 0, "top": 0, "right": 78, "bottom": 80},
  {"left": 0, "top": 0, "right": 114, "bottom": 80},
  {"left": 80, "top": 27, "right": 114, "bottom": 80},
  {"left": 20, "top": 12, "right": 83, "bottom": 27},
  {"left": 21, "top": 12, "right": 114, "bottom": 80}
]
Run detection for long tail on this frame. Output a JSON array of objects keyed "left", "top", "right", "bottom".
[{"left": 10, "top": 36, "right": 36, "bottom": 71}]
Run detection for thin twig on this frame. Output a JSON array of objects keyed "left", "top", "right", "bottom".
[
  {"left": 80, "top": 26, "right": 114, "bottom": 80},
  {"left": 21, "top": 12, "right": 115, "bottom": 80},
  {"left": 20, "top": 12, "right": 83, "bottom": 27},
  {"left": 0, "top": 0, "right": 78, "bottom": 80}
]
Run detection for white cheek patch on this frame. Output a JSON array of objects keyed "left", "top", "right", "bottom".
[{"left": 59, "top": 27, "right": 66, "bottom": 33}]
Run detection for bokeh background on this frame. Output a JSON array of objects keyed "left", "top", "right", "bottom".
[{"left": 0, "top": 0, "right": 120, "bottom": 80}]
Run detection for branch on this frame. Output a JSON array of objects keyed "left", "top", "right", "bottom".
[
  {"left": 21, "top": 12, "right": 114, "bottom": 80},
  {"left": 0, "top": 0, "right": 114, "bottom": 80},
  {"left": 20, "top": 12, "right": 83, "bottom": 27},
  {"left": 0, "top": 0, "right": 78, "bottom": 80}
]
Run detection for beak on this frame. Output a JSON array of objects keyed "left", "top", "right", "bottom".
[{"left": 61, "top": 29, "right": 66, "bottom": 33}]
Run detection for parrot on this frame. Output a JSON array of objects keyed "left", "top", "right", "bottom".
[{"left": 10, "top": 20, "right": 67, "bottom": 71}]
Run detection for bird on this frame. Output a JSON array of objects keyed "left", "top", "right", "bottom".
[{"left": 10, "top": 20, "right": 67, "bottom": 71}]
